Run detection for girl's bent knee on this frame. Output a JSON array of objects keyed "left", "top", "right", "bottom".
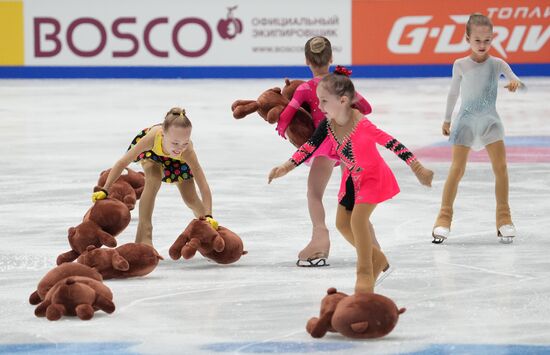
[{"left": 335, "top": 220, "right": 349, "bottom": 234}]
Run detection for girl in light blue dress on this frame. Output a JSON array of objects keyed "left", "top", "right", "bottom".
[{"left": 432, "top": 13, "right": 525, "bottom": 244}]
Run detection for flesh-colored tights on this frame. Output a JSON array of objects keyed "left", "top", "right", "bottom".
[
  {"left": 335, "top": 203, "right": 388, "bottom": 294},
  {"left": 435, "top": 141, "right": 512, "bottom": 231}
]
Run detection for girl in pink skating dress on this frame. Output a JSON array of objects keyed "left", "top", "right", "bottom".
[
  {"left": 276, "top": 36, "right": 372, "bottom": 267},
  {"left": 269, "top": 73, "right": 433, "bottom": 293}
]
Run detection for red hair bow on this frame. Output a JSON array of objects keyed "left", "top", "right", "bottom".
[{"left": 334, "top": 65, "right": 352, "bottom": 76}]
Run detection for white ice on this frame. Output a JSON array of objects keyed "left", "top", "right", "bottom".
[{"left": 1, "top": 77, "right": 549, "bottom": 355}]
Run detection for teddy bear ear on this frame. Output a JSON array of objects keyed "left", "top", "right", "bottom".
[
  {"left": 327, "top": 287, "right": 337, "bottom": 294},
  {"left": 112, "top": 256, "right": 130, "bottom": 271},
  {"left": 86, "top": 245, "right": 96, "bottom": 252}
]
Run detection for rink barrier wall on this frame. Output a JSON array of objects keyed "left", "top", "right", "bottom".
[
  {"left": 1, "top": 0, "right": 548, "bottom": 78},
  {"left": 0, "top": 63, "right": 548, "bottom": 79}
]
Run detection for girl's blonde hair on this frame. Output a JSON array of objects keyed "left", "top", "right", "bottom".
[
  {"left": 319, "top": 73, "right": 355, "bottom": 104},
  {"left": 466, "top": 13, "right": 493, "bottom": 36},
  {"left": 163, "top": 107, "right": 192, "bottom": 130},
  {"left": 305, "top": 36, "right": 332, "bottom": 67}
]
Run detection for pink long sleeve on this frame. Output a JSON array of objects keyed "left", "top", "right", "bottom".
[
  {"left": 352, "top": 92, "right": 372, "bottom": 115},
  {"left": 276, "top": 83, "right": 311, "bottom": 138},
  {"left": 355, "top": 119, "right": 417, "bottom": 166}
]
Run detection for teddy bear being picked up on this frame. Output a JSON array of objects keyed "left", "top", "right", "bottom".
[
  {"left": 306, "top": 287, "right": 406, "bottom": 339},
  {"left": 169, "top": 218, "right": 247, "bottom": 265},
  {"left": 231, "top": 79, "right": 315, "bottom": 148},
  {"left": 95, "top": 167, "right": 145, "bottom": 210},
  {"left": 77, "top": 243, "right": 163, "bottom": 279},
  {"left": 201, "top": 225, "right": 248, "bottom": 264},
  {"left": 57, "top": 198, "right": 131, "bottom": 265}
]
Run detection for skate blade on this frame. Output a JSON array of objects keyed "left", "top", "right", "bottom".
[
  {"left": 432, "top": 233, "right": 447, "bottom": 244},
  {"left": 497, "top": 231, "right": 514, "bottom": 244},
  {"left": 375, "top": 265, "right": 394, "bottom": 286},
  {"left": 296, "top": 258, "right": 329, "bottom": 267}
]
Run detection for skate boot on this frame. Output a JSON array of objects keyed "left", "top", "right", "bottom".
[
  {"left": 296, "top": 227, "right": 330, "bottom": 267},
  {"left": 496, "top": 204, "right": 514, "bottom": 244},
  {"left": 432, "top": 206, "right": 452, "bottom": 244},
  {"left": 432, "top": 226, "right": 450, "bottom": 244},
  {"left": 497, "top": 224, "right": 516, "bottom": 244}
]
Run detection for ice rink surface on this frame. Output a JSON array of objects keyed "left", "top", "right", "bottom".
[{"left": 1, "top": 77, "right": 549, "bottom": 355}]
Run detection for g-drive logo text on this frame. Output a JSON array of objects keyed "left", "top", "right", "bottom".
[
  {"left": 388, "top": 7, "right": 549, "bottom": 58},
  {"left": 33, "top": 6, "right": 243, "bottom": 58}
]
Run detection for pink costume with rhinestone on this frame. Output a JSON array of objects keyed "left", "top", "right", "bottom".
[
  {"left": 290, "top": 118, "right": 416, "bottom": 205},
  {"left": 277, "top": 77, "right": 372, "bottom": 164}
]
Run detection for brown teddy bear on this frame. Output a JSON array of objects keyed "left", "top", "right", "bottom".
[
  {"left": 169, "top": 218, "right": 246, "bottom": 264},
  {"left": 331, "top": 292, "right": 406, "bottom": 339},
  {"left": 95, "top": 167, "right": 145, "bottom": 210},
  {"left": 169, "top": 218, "right": 224, "bottom": 260},
  {"left": 29, "top": 262, "right": 103, "bottom": 305},
  {"left": 306, "top": 287, "right": 406, "bottom": 339},
  {"left": 200, "top": 225, "right": 247, "bottom": 264},
  {"left": 77, "top": 243, "right": 163, "bottom": 279},
  {"left": 231, "top": 79, "right": 314, "bottom": 148},
  {"left": 34, "top": 276, "right": 115, "bottom": 321},
  {"left": 57, "top": 198, "right": 131, "bottom": 265},
  {"left": 306, "top": 287, "right": 349, "bottom": 338}
]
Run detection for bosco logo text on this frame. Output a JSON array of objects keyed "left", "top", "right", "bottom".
[{"left": 34, "top": 16, "right": 215, "bottom": 58}]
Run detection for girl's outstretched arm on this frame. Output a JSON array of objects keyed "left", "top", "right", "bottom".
[
  {"left": 268, "top": 160, "right": 295, "bottom": 184},
  {"left": 497, "top": 58, "right": 525, "bottom": 92},
  {"left": 182, "top": 141, "right": 212, "bottom": 216},
  {"left": 352, "top": 91, "right": 372, "bottom": 115},
  {"left": 363, "top": 119, "right": 433, "bottom": 187},
  {"left": 289, "top": 118, "right": 330, "bottom": 166},
  {"left": 277, "top": 82, "right": 310, "bottom": 138},
  {"left": 93, "top": 127, "right": 157, "bottom": 202},
  {"left": 269, "top": 119, "right": 330, "bottom": 184}
]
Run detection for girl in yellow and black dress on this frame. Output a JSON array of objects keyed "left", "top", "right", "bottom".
[{"left": 92, "top": 107, "right": 217, "bottom": 247}]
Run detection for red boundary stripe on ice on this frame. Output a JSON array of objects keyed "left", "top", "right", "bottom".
[{"left": 415, "top": 146, "right": 550, "bottom": 163}]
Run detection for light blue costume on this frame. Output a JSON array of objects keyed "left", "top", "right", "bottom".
[{"left": 445, "top": 55, "right": 524, "bottom": 151}]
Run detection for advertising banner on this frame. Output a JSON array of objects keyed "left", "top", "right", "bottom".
[
  {"left": 24, "top": 0, "right": 351, "bottom": 66},
  {"left": 352, "top": 0, "right": 550, "bottom": 65},
  {"left": 0, "top": 1, "right": 24, "bottom": 65}
]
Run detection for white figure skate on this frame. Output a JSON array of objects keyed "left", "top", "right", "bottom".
[
  {"left": 498, "top": 224, "right": 516, "bottom": 244},
  {"left": 432, "top": 226, "right": 450, "bottom": 244}
]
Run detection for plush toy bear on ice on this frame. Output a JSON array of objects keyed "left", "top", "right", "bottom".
[
  {"left": 231, "top": 79, "right": 314, "bottom": 148},
  {"left": 169, "top": 218, "right": 247, "bottom": 264},
  {"left": 29, "top": 262, "right": 103, "bottom": 305},
  {"left": 57, "top": 198, "right": 131, "bottom": 265},
  {"left": 201, "top": 225, "right": 248, "bottom": 264},
  {"left": 95, "top": 167, "right": 145, "bottom": 210},
  {"left": 34, "top": 276, "right": 115, "bottom": 321},
  {"left": 306, "top": 287, "right": 406, "bottom": 339},
  {"left": 77, "top": 243, "right": 163, "bottom": 279},
  {"left": 305, "top": 287, "right": 348, "bottom": 338}
]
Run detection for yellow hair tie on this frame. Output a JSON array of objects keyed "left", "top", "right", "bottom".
[{"left": 179, "top": 112, "right": 184, "bottom": 117}]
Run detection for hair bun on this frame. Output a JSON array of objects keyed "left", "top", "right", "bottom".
[
  {"left": 168, "top": 107, "right": 186, "bottom": 116},
  {"left": 309, "top": 37, "right": 326, "bottom": 54}
]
